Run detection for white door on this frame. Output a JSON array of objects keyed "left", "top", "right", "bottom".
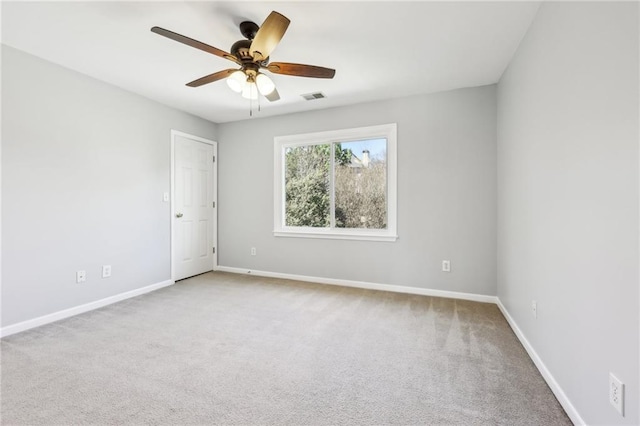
[{"left": 173, "top": 133, "right": 216, "bottom": 281}]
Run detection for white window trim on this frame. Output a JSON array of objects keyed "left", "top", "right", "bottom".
[{"left": 274, "top": 123, "right": 397, "bottom": 242}]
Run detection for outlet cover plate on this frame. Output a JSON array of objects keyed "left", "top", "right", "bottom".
[
  {"left": 102, "top": 265, "right": 112, "bottom": 278},
  {"left": 609, "top": 373, "right": 624, "bottom": 416}
]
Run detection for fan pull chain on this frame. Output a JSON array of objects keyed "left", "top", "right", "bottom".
[{"left": 247, "top": 94, "right": 261, "bottom": 117}]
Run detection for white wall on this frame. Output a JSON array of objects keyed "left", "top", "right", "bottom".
[
  {"left": 217, "top": 86, "right": 497, "bottom": 297},
  {"left": 497, "top": 2, "right": 639, "bottom": 425},
  {"left": 1, "top": 45, "right": 218, "bottom": 327}
]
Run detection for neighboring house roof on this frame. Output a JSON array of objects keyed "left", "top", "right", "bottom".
[{"left": 349, "top": 150, "right": 370, "bottom": 168}]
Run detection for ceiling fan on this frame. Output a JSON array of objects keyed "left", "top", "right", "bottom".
[{"left": 151, "top": 11, "right": 336, "bottom": 102}]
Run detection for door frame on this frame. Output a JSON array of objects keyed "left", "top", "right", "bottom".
[{"left": 170, "top": 129, "right": 218, "bottom": 281}]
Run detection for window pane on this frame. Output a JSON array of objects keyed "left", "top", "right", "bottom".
[
  {"left": 334, "top": 139, "right": 387, "bottom": 229},
  {"left": 284, "top": 144, "right": 331, "bottom": 227}
]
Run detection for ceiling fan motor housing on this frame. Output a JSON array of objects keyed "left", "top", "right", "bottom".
[
  {"left": 230, "top": 39, "right": 252, "bottom": 61},
  {"left": 231, "top": 39, "right": 270, "bottom": 67}
]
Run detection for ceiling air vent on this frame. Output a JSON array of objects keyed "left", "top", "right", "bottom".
[{"left": 301, "top": 92, "right": 326, "bottom": 101}]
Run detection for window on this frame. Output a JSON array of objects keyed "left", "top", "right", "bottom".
[{"left": 274, "top": 123, "right": 397, "bottom": 241}]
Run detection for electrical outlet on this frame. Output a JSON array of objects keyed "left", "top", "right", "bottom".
[
  {"left": 102, "top": 265, "right": 112, "bottom": 278},
  {"left": 609, "top": 373, "right": 624, "bottom": 416},
  {"left": 532, "top": 300, "right": 537, "bottom": 319},
  {"left": 442, "top": 260, "right": 451, "bottom": 272},
  {"left": 76, "top": 270, "right": 86, "bottom": 283},
  {"left": 251, "top": 247, "right": 256, "bottom": 256},
  {"left": 163, "top": 192, "right": 169, "bottom": 202}
]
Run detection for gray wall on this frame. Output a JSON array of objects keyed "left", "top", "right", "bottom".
[
  {"left": 218, "top": 86, "right": 497, "bottom": 296},
  {"left": 1, "top": 46, "right": 218, "bottom": 326},
  {"left": 497, "top": 2, "right": 639, "bottom": 425}
]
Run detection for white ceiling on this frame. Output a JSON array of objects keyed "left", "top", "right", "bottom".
[{"left": 2, "top": 1, "right": 541, "bottom": 123}]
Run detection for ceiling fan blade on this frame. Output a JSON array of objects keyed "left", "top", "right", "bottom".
[
  {"left": 250, "top": 11, "right": 290, "bottom": 61},
  {"left": 186, "top": 69, "right": 236, "bottom": 87},
  {"left": 265, "top": 88, "right": 280, "bottom": 102},
  {"left": 151, "top": 26, "right": 240, "bottom": 65},
  {"left": 267, "top": 62, "right": 336, "bottom": 79}
]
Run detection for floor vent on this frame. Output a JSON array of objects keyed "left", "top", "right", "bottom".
[{"left": 301, "top": 92, "right": 326, "bottom": 101}]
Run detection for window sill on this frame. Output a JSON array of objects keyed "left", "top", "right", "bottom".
[{"left": 273, "top": 229, "right": 398, "bottom": 242}]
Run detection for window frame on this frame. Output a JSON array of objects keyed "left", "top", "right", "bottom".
[{"left": 273, "top": 123, "right": 397, "bottom": 242}]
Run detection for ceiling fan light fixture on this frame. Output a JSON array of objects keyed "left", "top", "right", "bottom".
[
  {"left": 256, "top": 73, "right": 275, "bottom": 95},
  {"left": 226, "top": 70, "right": 247, "bottom": 93},
  {"left": 241, "top": 82, "right": 259, "bottom": 100}
]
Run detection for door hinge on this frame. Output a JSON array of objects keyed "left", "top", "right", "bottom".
[
  {"left": 212, "top": 247, "right": 216, "bottom": 254},
  {"left": 213, "top": 155, "right": 216, "bottom": 163},
  {"left": 212, "top": 201, "right": 216, "bottom": 208}
]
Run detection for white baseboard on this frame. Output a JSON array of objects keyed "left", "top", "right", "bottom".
[
  {"left": 0, "top": 279, "right": 174, "bottom": 338},
  {"left": 215, "top": 265, "right": 498, "bottom": 304},
  {"left": 496, "top": 299, "right": 585, "bottom": 426}
]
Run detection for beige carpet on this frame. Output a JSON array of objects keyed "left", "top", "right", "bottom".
[{"left": 1, "top": 272, "right": 570, "bottom": 425}]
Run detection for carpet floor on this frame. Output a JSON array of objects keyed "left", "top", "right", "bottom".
[{"left": 1, "top": 272, "right": 571, "bottom": 425}]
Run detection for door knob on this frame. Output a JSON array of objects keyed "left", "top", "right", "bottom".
[{"left": 176, "top": 212, "right": 183, "bottom": 218}]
